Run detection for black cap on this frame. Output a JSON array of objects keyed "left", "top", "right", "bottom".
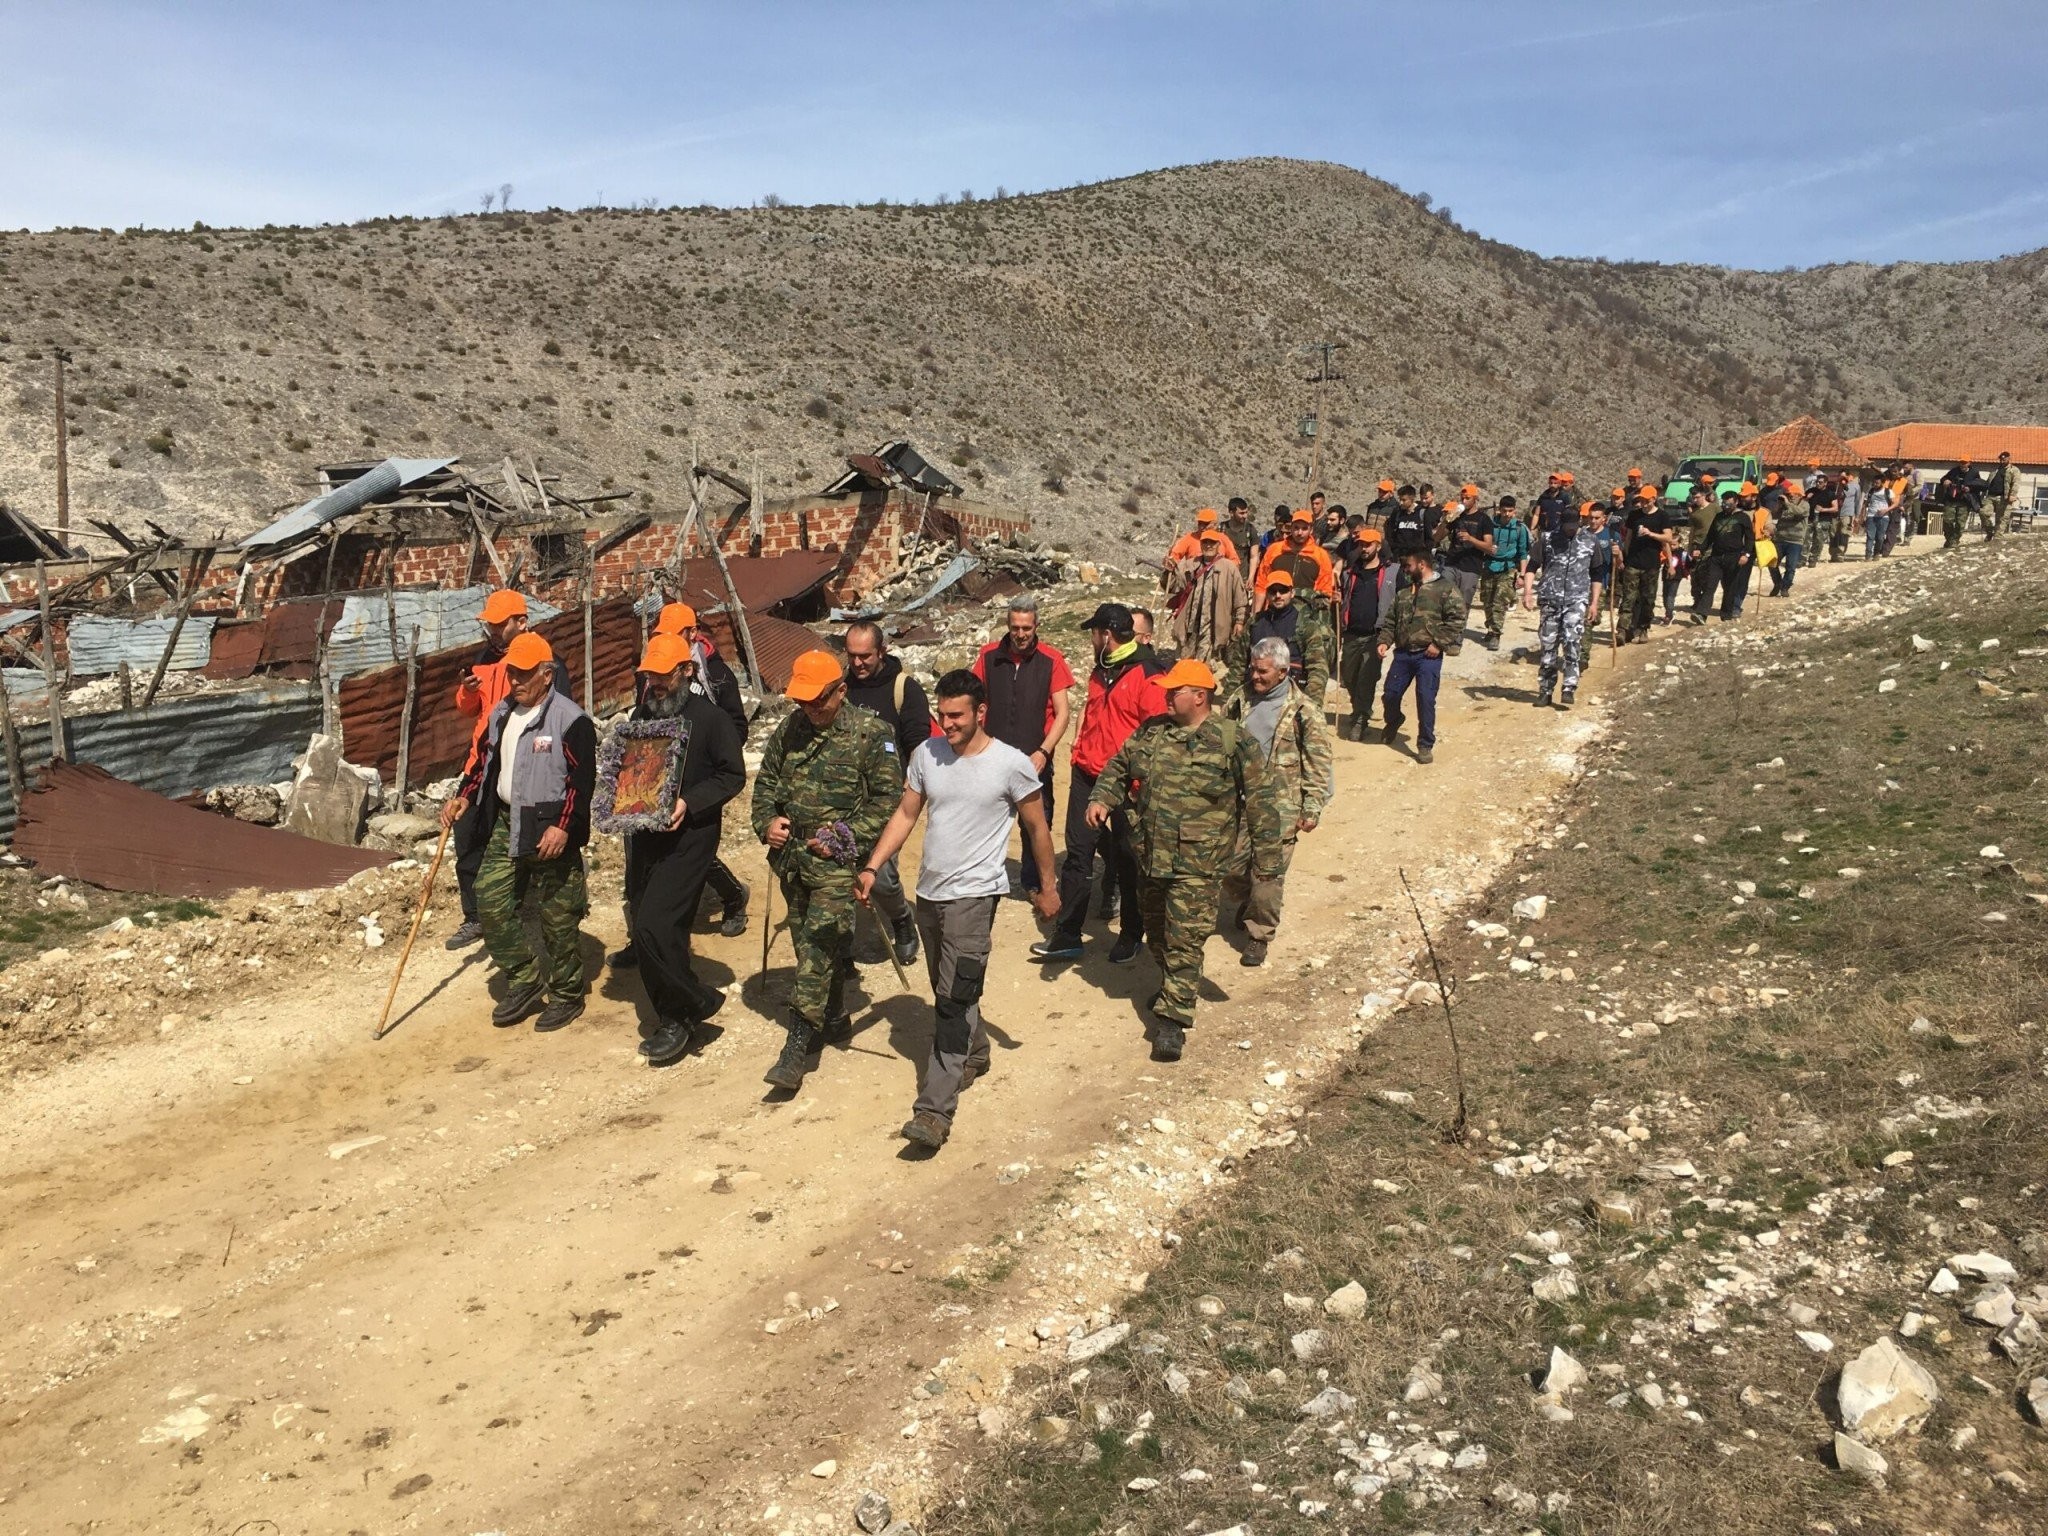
[{"left": 1082, "top": 602, "right": 1133, "bottom": 631}]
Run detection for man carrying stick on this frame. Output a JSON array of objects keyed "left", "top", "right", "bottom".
[
  {"left": 439, "top": 633, "right": 596, "bottom": 1033},
  {"left": 619, "top": 635, "right": 748, "bottom": 1067},
  {"left": 857, "top": 670, "right": 1060, "bottom": 1149}
]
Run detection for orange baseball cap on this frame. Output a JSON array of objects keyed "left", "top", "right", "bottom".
[
  {"left": 1807, "top": 459, "right": 1820, "bottom": 467},
  {"left": 1739, "top": 481, "right": 1758, "bottom": 496},
  {"left": 637, "top": 634, "right": 693, "bottom": 675},
  {"left": 1626, "top": 466, "right": 1643, "bottom": 478},
  {"left": 1763, "top": 471, "right": 1781, "bottom": 485},
  {"left": 654, "top": 602, "right": 698, "bottom": 635},
  {"left": 1355, "top": 527, "right": 1383, "bottom": 545},
  {"left": 1547, "top": 472, "right": 1563, "bottom": 483},
  {"left": 503, "top": 632, "right": 553, "bottom": 671},
  {"left": 1699, "top": 471, "right": 1718, "bottom": 481},
  {"left": 1377, "top": 478, "right": 1395, "bottom": 491},
  {"left": 1636, "top": 484, "right": 1659, "bottom": 500},
  {"left": 1290, "top": 509, "right": 1313, "bottom": 524},
  {"left": 1195, "top": 507, "right": 1219, "bottom": 525},
  {"left": 1461, "top": 482, "right": 1479, "bottom": 497},
  {"left": 1156, "top": 658, "right": 1218, "bottom": 691},
  {"left": 1560, "top": 471, "right": 1576, "bottom": 484},
  {"left": 1198, "top": 529, "right": 1222, "bottom": 544},
  {"left": 784, "top": 649, "right": 844, "bottom": 702},
  {"left": 1264, "top": 569, "right": 1295, "bottom": 588},
  {"left": 479, "top": 589, "right": 527, "bottom": 624},
  {"left": 1579, "top": 500, "right": 1596, "bottom": 515},
  {"left": 1610, "top": 486, "right": 1625, "bottom": 498}
]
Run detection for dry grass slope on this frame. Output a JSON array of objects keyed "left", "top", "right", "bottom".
[{"left": 3, "top": 159, "right": 2045, "bottom": 559}]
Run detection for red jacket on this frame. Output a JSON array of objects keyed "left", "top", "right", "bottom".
[{"left": 1071, "top": 646, "right": 1167, "bottom": 778}]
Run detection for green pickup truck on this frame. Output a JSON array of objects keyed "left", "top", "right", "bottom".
[{"left": 1661, "top": 453, "right": 1762, "bottom": 505}]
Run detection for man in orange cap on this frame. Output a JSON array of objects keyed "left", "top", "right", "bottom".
[
  {"left": 1363, "top": 478, "right": 1399, "bottom": 535},
  {"left": 446, "top": 588, "right": 561, "bottom": 949},
  {"left": 441, "top": 633, "right": 597, "bottom": 1033},
  {"left": 1337, "top": 525, "right": 1394, "bottom": 736},
  {"left": 1087, "top": 657, "right": 1284, "bottom": 1061},
  {"left": 1253, "top": 509, "right": 1339, "bottom": 707},
  {"left": 615, "top": 634, "right": 747, "bottom": 1066},
  {"left": 1534, "top": 474, "right": 1576, "bottom": 535},
  {"left": 1163, "top": 507, "right": 1239, "bottom": 571},
  {"left": 752, "top": 650, "right": 902, "bottom": 1091},
  {"left": 1167, "top": 527, "right": 1247, "bottom": 668}
]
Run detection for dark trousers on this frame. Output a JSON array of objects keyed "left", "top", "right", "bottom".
[
  {"left": 1339, "top": 632, "right": 1384, "bottom": 724},
  {"left": 1382, "top": 650, "right": 1442, "bottom": 748},
  {"left": 453, "top": 794, "right": 490, "bottom": 921},
  {"left": 626, "top": 824, "right": 722, "bottom": 1024},
  {"left": 1021, "top": 762, "right": 1056, "bottom": 892},
  {"left": 1055, "top": 767, "right": 1139, "bottom": 943},
  {"left": 1692, "top": 555, "right": 1751, "bottom": 621},
  {"left": 911, "top": 894, "right": 998, "bottom": 1124}
]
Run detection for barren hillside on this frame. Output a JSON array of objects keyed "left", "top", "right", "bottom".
[{"left": 2, "top": 158, "right": 2044, "bottom": 557}]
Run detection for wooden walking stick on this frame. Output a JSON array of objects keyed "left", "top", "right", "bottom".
[{"left": 374, "top": 820, "right": 453, "bottom": 1040}]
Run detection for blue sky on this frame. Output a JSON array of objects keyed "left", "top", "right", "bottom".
[{"left": 3, "top": 0, "right": 2043, "bottom": 267}]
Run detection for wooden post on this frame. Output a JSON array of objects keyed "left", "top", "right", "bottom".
[
  {"left": 117, "top": 661, "right": 133, "bottom": 710},
  {"left": 34, "top": 561, "right": 65, "bottom": 761},
  {"left": 141, "top": 548, "right": 214, "bottom": 709},
  {"left": 580, "top": 550, "right": 595, "bottom": 710},
  {"left": 394, "top": 624, "right": 420, "bottom": 810},
  {"left": 53, "top": 349, "right": 71, "bottom": 538},
  {"left": 708, "top": 525, "right": 764, "bottom": 695},
  {"left": 0, "top": 668, "right": 25, "bottom": 810},
  {"left": 749, "top": 457, "right": 764, "bottom": 556},
  {"left": 382, "top": 536, "right": 403, "bottom": 666},
  {"left": 312, "top": 527, "right": 343, "bottom": 738}
]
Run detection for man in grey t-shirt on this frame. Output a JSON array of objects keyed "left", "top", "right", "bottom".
[{"left": 858, "top": 669, "right": 1060, "bottom": 1151}]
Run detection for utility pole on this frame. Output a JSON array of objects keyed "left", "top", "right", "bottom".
[
  {"left": 53, "top": 347, "right": 72, "bottom": 536},
  {"left": 1299, "top": 340, "right": 1342, "bottom": 495}
]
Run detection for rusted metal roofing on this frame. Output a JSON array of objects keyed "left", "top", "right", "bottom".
[
  {"left": 14, "top": 760, "right": 391, "bottom": 898},
  {"left": 0, "top": 683, "right": 321, "bottom": 835},
  {"left": 696, "top": 610, "right": 817, "bottom": 695},
  {"left": 337, "top": 595, "right": 643, "bottom": 781},
  {"left": 670, "top": 552, "right": 838, "bottom": 616}
]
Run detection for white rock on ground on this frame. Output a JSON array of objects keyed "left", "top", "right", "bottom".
[
  {"left": 1066, "top": 1322, "right": 1130, "bottom": 1363},
  {"left": 1297, "top": 1387, "right": 1355, "bottom": 1420},
  {"left": 1965, "top": 1286, "right": 2018, "bottom": 1328},
  {"left": 1833, "top": 1433, "right": 1889, "bottom": 1483},
  {"left": 1323, "top": 1281, "right": 1368, "bottom": 1319},
  {"left": 1540, "top": 1347, "right": 1587, "bottom": 1396},
  {"left": 1837, "top": 1337, "right": 1941, "bottom": 1441},
  {"left": 1290, "top": 1329, "right": 1327, "bottom": 1361},
  {"left": 1403, "top": 1363, "right": 1444, "bottom": 1403},
  {"left": 1512, "top": 895, "right": 1549, "bottom": 921},
  {"left": 1948, "top": 1251, "right": 2018, "bottom": 1283},
  {"left": 2023, "top": 1378, "right": 2048, "bottom": 1426}
]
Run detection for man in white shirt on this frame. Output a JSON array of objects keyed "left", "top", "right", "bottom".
[{"left": 857, "top": 669, "right": 1060, "bottom": 1150}]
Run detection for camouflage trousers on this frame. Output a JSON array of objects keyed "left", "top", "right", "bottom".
[
  {"left": 1220, "top": 831, "right": 1297, "bottom": 943},
  {"left": 1295, "top": 602, "right": 1338, "bottom": 716},
  {"left": 1478, "top": 571, "right": 1518, "bottom": 641},
  {"left": 1942, "top": 508, "right": 1967, "bottom": 547},
  {"left": 1536, "top": 601, "right": 1586, "bottom": 696},
  {"left": 475, "top": 812, "right": 588, "bottom": 1004},
  {"left": 1138, "top": 873, "right": 1222, "bottom": 1027},
  {"left": 777, "top": 855, "right": 855, "bottom": 1025},
  {"left": 1982, "top": 502, "right": 2009, "bottom": 537},
  {"left": 1616, "top": 567, "right": 1658, "bottom": 640}
]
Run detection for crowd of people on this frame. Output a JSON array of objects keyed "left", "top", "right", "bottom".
[{"left": 422, "top": 448, "right": 2023, "bottom": 1152}]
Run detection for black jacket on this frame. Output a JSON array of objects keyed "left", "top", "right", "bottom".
[
  {"left": 1248, "top": 605, "right": 1304, "bottom": 676},
  {"left": 1705, "top": 509, "right": 1757, "bottom": 560},
  {"left": 626, "top": 691, "right": 746, "bottom": 852},
  {"left": 699, "top": 648, "right": 747, "bottom": 736},
  {"left": 842, "top": 652, "right": 932, "bottom": 763}
]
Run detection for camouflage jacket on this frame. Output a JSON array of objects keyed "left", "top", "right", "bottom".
[
  {"left": 1090, "top": 713, "right": 1285, "bottom": 881},
  {"left": 1226, "top": 680, "right": 1332, "bottom": 830},
  {"left": 751, "top": 702, "right": 902, "bottom": 874},
  {"left": 1772, "top": 505, "right": 1811, "bottom": 548},
  {"left": 1375, "top": 572, "right": 1467, "bottom": 653}
]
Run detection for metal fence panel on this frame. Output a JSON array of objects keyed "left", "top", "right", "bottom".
[{"left": 66, "top": 614, "right": 218, "bottom": 677}]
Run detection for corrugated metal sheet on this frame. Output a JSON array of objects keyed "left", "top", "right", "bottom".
[
  {"left": 0, "top": 683, "right": 320, "bottom": 835},
  {"left": 322, "top": 586, "right": 560, "bottom": 679},
  {"left": 671, "top": 552, "right": 838, "bottom": 616},
  {"left": 3, "top": 669, "right": 49, "bottom": 702},
  {"left": 254, "top": 599, "right": 340, "bottom": 673},
  {"left": 202, "top": 619, "right": 267, "bottom": 680},
  {"left": 14, "top": 761, "right": 390, "bottom": 898},
  {"left": 239, "top": 457, "right": 457, "bottom": 552},
  {"left": 337, "top": 595, "right": 642, "bottom": 781},
  {"left": 0, "top": 609, "right": 38, "bottom": 633},
  {"left": 696, "top": 610, "right": 817, "bottom": 695},
  {"left": 65, "top": 614, "right": 217, "bottom": 677}
]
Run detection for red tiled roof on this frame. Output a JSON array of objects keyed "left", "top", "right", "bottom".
[
  {"left": 1733, "top": 415, "right": 1870, "bottom": 470},
  {"left": 1844, "top": 423, "right": 2048, "bottom": 467}
]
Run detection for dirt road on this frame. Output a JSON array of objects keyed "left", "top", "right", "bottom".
[{"left": 0, "top": 555, "right": 1896, "bottom": 1534}]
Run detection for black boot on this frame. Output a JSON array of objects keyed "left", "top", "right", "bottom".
[{"left": 764, "top": 1020, "right": 815, "bottom": 1090}]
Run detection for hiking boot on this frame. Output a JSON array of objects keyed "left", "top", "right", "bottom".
[
  {"left": 608, "top": 942, "right": 640, "bottom": 970},
  {"left": 1416, "top": 746, "right": 1434, "bottom": 764},
  {"left": 638, "top": 1018, "right": 696, "bottom": 1065},
  {"left": 1535, "top": 688, "right": 1553, "bottom": 708},
  {"left": 534, "top": 997, "right": 583, "bottom": 1033},
  {"left": 1379, "top": 724, "right": 1399, "bottom": 746},
  {"left": 1240, "top": 939, "right": 1268, "bottom": 967},
  {"left": 1030, "top": 935, "right": 1084, "bottom": 961},
  {"left": 1560, "top": 686, "right": 1576, "bottom": 708},
  {"left": 1108, "top": 935, "right": 1143, "bottom": 966},
  {"left": 719, "top": 887, "right": 750, "bottom": 938},
  {"left": 1484, "top": 634, "right": 1501, "bottom": 651},
  {"left": 890, "top": 916, "right": 921, "bottom": 968},
  {"left": 818, "top": 1010, "right": 854, "bottom": 1044},
  {"left": 490, "top": 978, "right": 544, "bottom": 1027},
  {"left": 900, "top": 1110, "right": 950, "bottom": 1149},
  {"left": 764, "top": 1022, "right": 815, "bottom": 1090},
  {"left": 684, "top": 973, "right": 727, "bottom": 1021},
  {"left": 1151, "top": 1022, "right": 1186, "bottom": 1062},
  {"left": 446, "top": 919, "right": 484, "bottom": 950}
]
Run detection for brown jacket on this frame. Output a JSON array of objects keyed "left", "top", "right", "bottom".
[{"left": 1168, "top": 556, "right": 1247, "bottom": 665}]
